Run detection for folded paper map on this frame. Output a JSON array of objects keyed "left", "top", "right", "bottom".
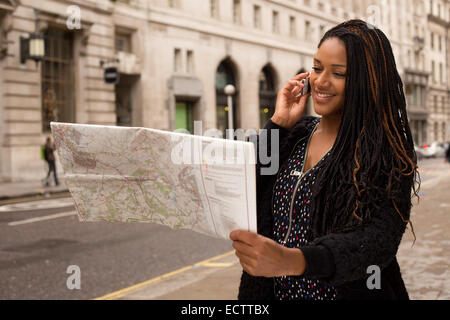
[{"left": 51, "top": 122, "right": 257, "bottom": 240}]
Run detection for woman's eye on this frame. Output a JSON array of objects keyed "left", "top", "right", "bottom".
[{"left": 312, "top": 67, "right": 345, "bottom": 77}]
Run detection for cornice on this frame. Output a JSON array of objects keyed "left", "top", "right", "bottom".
[{"left": 427, "top": 14, "right": 450, "bottom": 28}]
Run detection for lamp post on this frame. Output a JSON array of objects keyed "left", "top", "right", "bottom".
[
  {"left": 224, "top": 84, "right": 235, "bottom": 139},
  {"left": 20, "top": 10, "right": 45, "bottom": 66},
  {"left": 20, "top": 32, "right": 45, "bottom": 66}
]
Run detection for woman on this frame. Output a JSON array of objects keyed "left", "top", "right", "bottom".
[{"left": 230, "top": 19, "right": 420, "bottom": 300}]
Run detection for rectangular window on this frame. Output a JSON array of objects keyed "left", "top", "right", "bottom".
[
  {"left": 421, "top": 85, "right": 426, "bottom": 106},
  {"left": 439, "top": 62, "right": 443, "bottom": 83},
  {"left": 210, "top": 0, "right": 219, "bottom": 19},
  {"left": 290, "top": 16, "right": 296, "bottom": 37},
  {"left": 174, "top": 48, "right": 181, "bottom": 73},
  {"left": 431, "top": 32, "right": 434, "bottom": 49},
  {"left": 320, "top": 25, "right": 325, "bottom": 38},
  {"left": 432, "top": 60, "right": 435, "bottom": 83},
  {"left": 318, "top": 2, "right": 324, "bottom": 11},
  {"left": 413, "top": 84, "right": 419, "bottom": 106},
  {"left": 186, "top": 50, "right": 194, "bottom": 74},
  {"left": 272, "top": 11, "right": 279, "bottom": 34},
  {"left": 41, "top": 29, "right": 75, "bottom": 132},
  {"left": 233, "top": 0, "right": 241, "bottom": 24},
  {"left": 115, "top": 33, "right": 132, "bottom": 53},
  {"left": 304, "top": 20, "right": 311, "bottom": 41},
  {"left": 331, "top": 7, "right": 337, "bottom": 16},
  {"left": 405, "top": 84, "right": 413, "bottom": 107},
  {"left": 254, "top": 5, "right": 261, "bottom": 29}
]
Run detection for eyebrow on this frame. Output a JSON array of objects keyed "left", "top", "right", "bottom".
[{"left": 314, "top": 58, "right": 346, "bottom": 68}]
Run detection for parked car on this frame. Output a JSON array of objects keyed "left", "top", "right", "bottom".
[
  {"left": 414, "top": 145, "right": 425, "bottom": 159},
  {"left": 419, "top": 142, "right": 447, "bottom": 158}
]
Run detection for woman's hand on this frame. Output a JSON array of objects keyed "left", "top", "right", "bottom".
[
  {"left": 271, "top": 72, "right": 311, "bottom": 130},
  {"left": 230, "top": 230, "right": 306, "bottom": 278}
]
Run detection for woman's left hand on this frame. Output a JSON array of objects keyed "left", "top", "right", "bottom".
[{"left": 230, "top": 230, "right": 306, "bottom": 278}]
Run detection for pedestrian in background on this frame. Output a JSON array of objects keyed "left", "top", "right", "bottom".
[
  {"left": 230, "top": 20, "right": 419, "bottom": 300},
  {"left": 44, "top": 137, "right": 59, "bottom": 187}
]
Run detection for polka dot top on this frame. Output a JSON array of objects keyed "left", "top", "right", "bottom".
[{"left": 272, "top": 118, "right": 337, "bottom": 300}]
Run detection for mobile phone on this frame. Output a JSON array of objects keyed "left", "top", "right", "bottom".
[{"left": 295, "top": 76, "right": 311, "bottom": 98}]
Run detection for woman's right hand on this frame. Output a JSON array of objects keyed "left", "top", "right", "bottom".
[{"left": 271, "top": 72, "right": 311, "bottom": 130}]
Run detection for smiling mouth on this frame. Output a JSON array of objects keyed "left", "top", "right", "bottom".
[{"left": 316, "top": 92, "right": 335, "bottom": 98}]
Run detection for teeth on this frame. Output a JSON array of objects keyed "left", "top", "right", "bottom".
[{"left": 317, "top": 93, "right": 333, "bottom": 98}]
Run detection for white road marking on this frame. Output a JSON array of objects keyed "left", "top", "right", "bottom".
[
  {"left": 8, "top": 211, "right": 77, "bottom": 226},
  {"left": 0, "top": 198, "right": 74, "bottom": 213}
]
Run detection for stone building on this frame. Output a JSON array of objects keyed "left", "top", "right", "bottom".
[
  {"left": 0, "top": 0, "right": 448, "bottom": 182},
  {"left": 426, "top": 0, "right": 449, "bottom": 144}
]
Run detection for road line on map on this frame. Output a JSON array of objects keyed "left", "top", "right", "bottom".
[
  {"left": 94, "top": 250, "right": 236, "bottom": 300},
  {"left": 7, "top": 211, "right": 77, "bottom": 226}
]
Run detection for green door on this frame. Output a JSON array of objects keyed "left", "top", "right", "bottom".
[{"left": 175, "top": 102, "right": 193, "bottom": 133}]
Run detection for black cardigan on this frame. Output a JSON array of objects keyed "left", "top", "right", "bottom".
[{"left": 238, "top": 116, "right": 410, "bottom": 300}]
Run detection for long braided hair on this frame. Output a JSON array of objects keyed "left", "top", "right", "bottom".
[{"left": 310, "top": 20, "right": 420, "bottom": 240}]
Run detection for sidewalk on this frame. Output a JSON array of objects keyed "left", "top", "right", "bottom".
[{"left": 0, "top": 179, "right": 68, "bottom": 202}]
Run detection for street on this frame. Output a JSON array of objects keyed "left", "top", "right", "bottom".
[
  {"left": 0, "top": 197, "right": 232, "bottom": 299},
  {"left": 0, "top": 157, "right": 449, "bottom": 300}
]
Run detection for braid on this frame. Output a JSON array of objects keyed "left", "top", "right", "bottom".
[{"left": 310, "top": 20, "right": 420, "bottom": 243}]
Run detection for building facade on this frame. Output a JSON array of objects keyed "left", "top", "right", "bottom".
[
  {"left": 0, "top": 0, "right": 449, "bottom": 182},
  {"left": 426, "top": 0, "right": 449, "bottom": 144}
]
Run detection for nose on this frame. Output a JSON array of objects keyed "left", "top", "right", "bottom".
[{"left": 313, "top": 71, "right": 331, "bottom": 90}]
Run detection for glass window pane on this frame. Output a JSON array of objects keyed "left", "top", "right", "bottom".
[{"left": 41, "top": 29, "right": 74, "bottom": 132}]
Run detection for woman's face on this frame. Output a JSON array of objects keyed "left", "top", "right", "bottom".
[{"left": 310, "top": 37, "right": 347, "bottom": 117}]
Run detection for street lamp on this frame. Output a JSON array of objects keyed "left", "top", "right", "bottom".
[
  {"left": 224, "top": 84, "right": 235, "bottom": 139},
  {"left": 20, "top": 32, "right": 45, "bottom": 66}
]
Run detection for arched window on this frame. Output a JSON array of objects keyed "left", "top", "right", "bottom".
[
  {"left": 216, "top": 60, "right": 238, "bottom": 137},
  {"left": 259, "top": 65, "right": 277, "bottom": 127}
]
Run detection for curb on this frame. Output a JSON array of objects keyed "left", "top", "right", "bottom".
[
  {"left": 96, "top": 250, "right": 240, "bottom": 300},
  {"left": 0, "top": 189, "right": 70, "bottom": 202}
]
